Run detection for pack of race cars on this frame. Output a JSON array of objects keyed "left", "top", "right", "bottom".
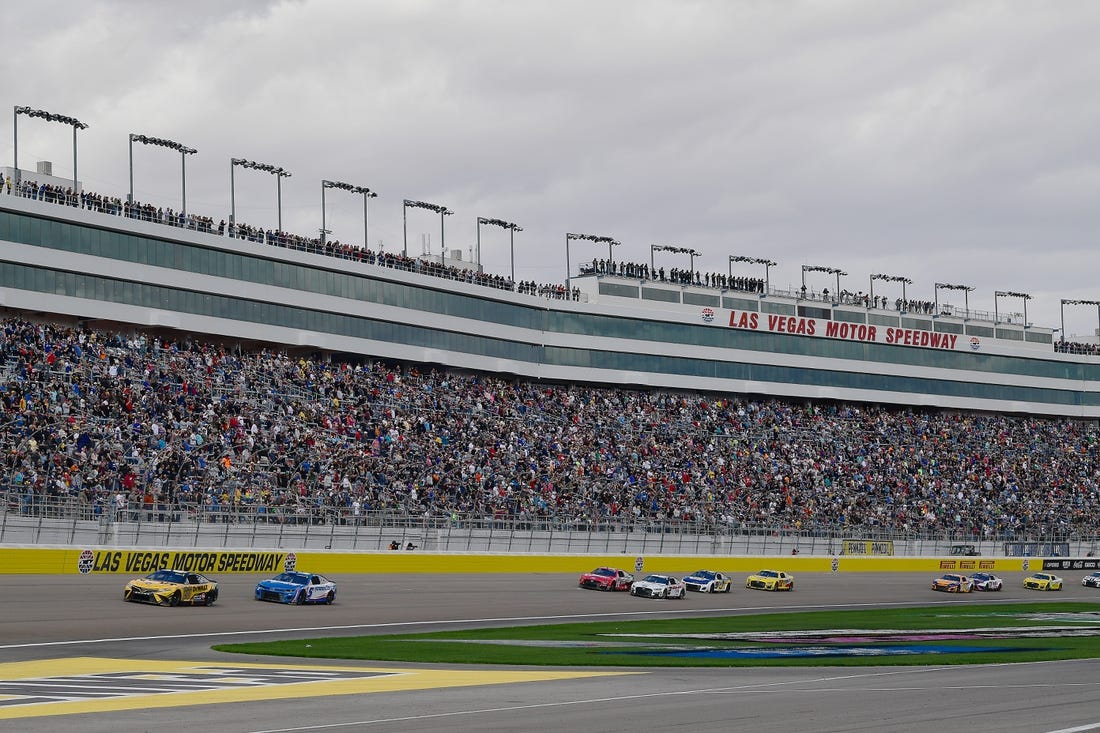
[
  {"left": 123, "top": 569, "right": 338, "bottom": 607},
  {"left": 576, "top": 565, "right": 1100, "bottom": 600},
  {"left": 579, "top": 567, "right": 796, "bottom": 598},
  {"left": 929, "top": 571, "right": 1100, "bottom": 593},
  {"left": 121, "top": 565, "right": 1100, "bottom": 607}
]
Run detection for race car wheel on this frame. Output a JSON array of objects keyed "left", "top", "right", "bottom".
[
  {"left": 724, "top": 585, "right": 731, "bottom": 593},
  {"left": 295, "top": 590, "right": 306, "bottom": 605},
  {"left": 168, "top": 591, "right": 181, "bottom": 607},
  {"left": 325, "top": 591, "right": 335, "bottom": 605},
  {"left": 204, "top": 589, "right": 218, "bottom": 606}
]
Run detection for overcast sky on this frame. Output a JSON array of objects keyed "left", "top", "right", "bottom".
[{"left": 5, "top": 1, "right": 1100, "bottom": 337}]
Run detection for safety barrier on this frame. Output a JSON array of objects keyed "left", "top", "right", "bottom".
[{"left": 0, "top": 546, "right": 1047, "bottom": 575}]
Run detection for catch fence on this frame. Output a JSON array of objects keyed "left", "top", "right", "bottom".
[{"left": 2, "top": 493, "right": 1095, "bottom": 557}]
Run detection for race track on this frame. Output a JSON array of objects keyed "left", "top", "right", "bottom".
[{"left": 0, "top": 570, "right": 1098, "bottom": 732}]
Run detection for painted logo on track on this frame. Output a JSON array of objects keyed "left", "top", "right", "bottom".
[
  {"left": 0, "top": 658, "right": 624, "bottom": 721},
  {"left": 619, "top": 644, "right": 1036, "bottom": 659}
]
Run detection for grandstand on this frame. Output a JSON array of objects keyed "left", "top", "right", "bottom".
[{"left": 1, "top": 123, "right": 1099, "bottom": 556}]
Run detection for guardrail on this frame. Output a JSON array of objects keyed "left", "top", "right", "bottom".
[{"left": 2, "top": 496, "right": 1096, "bottom": 557}]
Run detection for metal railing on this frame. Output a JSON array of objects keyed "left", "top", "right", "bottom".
[{"left": 2, "top": 492, "right": 1095, "bottom": 556}]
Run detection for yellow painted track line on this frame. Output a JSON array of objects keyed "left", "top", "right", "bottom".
[{"left": 0, "top": 657, "right": 633, "bottom": 720}]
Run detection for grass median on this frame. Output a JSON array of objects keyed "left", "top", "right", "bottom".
[{"left": 214, "top": 601, "right": 1100, "bottom": 667}]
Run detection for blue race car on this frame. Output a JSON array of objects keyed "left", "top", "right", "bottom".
[{"left": 255, "top": 571, "right": 337, "bottom": 605}]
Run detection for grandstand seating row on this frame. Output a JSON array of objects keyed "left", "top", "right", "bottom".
[{"left": 1, "top": 316, "right": 1096, "bottom": 541}]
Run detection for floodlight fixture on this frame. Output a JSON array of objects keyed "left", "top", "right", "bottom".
[
  {"left": 801, "top": 264, "right": 847, "bottom": 299},
  {"left": 993, "top": 290, "right": 1031, "bottom": 328},
  {"left": 934, "top": 282, "right": 974, "bottom": 319},
  {"left": 403, "top": 199, "right": 453, "bottom": 258},
  {"left": 651, "top": 244, "right": 701, "bottom": 275},
  {"left": 870, "top": 273, "right": 913, "bottom": 309},
  {"left": 322, "top": 179, "right": 378, "bottom": 248},
  {"left": 1059, "top": 298, "right": 1100, "bottom": 344},
  {"left": 478, "top": 217, "right": 522, "bottom": 280},
  {"left": 128, "top": 133, "right": 197, "bottom": 214},
  {"left": 14, "top": 105, "right": 88, "bottom": 189},
  {"left": 565, "top": 232, "right": 618, "bottom": 289},
  {"left": 230, "top": 157, "right": 291, "bottom": 230},
  {"left": 728, "top": 256, "right": 777, "bottom": 294}
]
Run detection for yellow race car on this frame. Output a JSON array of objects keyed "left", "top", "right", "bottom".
[
  {"left": 1023, "top": 572, "right": 1063, "bottom": 591},
  {"left": 746, "top": 569, "right": 794, "bottom": 591},
  {"left": 124, "top": 569, "right": 220, "bottom": 606}
]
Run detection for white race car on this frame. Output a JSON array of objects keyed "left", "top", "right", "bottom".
[
  {"left": 683, "top": 570, "right": 732, "bottom": 593},
  {"left": 970, "top": 572, "right": 1003, "bottom": 591},
  {"left": 630, "top": 574, "right": 687, "bottom": 599}
]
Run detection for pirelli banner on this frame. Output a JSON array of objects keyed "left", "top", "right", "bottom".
[
  {"left": 842, "top": 539, "right": 895, "bottom": 556},
  {"left": 76, "top": 549, "right": 295, "bottom": 575}
]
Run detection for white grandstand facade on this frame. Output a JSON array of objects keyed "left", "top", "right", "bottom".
[{"left": 0, "top": 189, "right": 1098, "bottom": 418}]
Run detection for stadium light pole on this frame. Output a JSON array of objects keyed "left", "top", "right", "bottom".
[
  {"left": 934, "top": 282, "right": 974, "bottom": 319},
  {"left": 478, "top": 217, "right": 522, "bottom": 280},
  {"left": 1059, "top": 298, "right": 1100, "bottom": 345},
  {"left": 870, "top": 273, "right": 912, "bottom": 310},
  {"left": 403, "top": 199, "right": 452, "bottom": 260},
  {"left": 230, "top": 158, "right": 291, "bottom": 231},
  {"left": 14, "top": 105, "right": 88, "bottom": 189},
  {"left": 651, "top": 245, "right": 702, "bottom": 280},
  {"left": 439, "top": 207, "right": 453, "bottom": 263},
  {"left": 128, "top": 134, "right": 197, "bottom": 214},
  {"left": 728, "top": 256, "right": 776, "bottom": 295},
  {"left": 994, "top": 290, "right": 1031, "bottom": 328},
  {"left": 321, "top": 180, "right": 377, "bottom": 248},
  {"left": 802, "top": 264, "right": 846, "bottom": 301},
  {"left": 565, "top": 232, "right": 617, "bottom": 290}
]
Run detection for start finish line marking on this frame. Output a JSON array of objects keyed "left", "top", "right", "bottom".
[{"left": 0, "top": 657, "right": 629, "bottom": 720}]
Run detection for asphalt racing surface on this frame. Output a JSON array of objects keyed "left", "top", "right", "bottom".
[{"left": 0, "top": 570, "right": 1098, "bottom": 733}]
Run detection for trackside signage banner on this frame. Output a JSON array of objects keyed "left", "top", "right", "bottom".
[
  {"left": 0, "top": 549, "right": 1032, "bottom": 574},
  {"left": 725, "top": 310, "right": 975, "bottom": 352},
  {"left": 1041, "top": 558, "right": 1100, "bottom": 571},
  {"left": 842, "top": 540, "right": 895, "bottom": 556},
  {"left": 77, "top": 549, "right": 294, "bottom": 575}
]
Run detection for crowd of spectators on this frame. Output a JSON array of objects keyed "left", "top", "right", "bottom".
[
  {"left": 1055, "top": 341, "right": 1100, "bottom": 356},
  {"left": 582, "top": 258, "right": 766, "bottom": 293},
  {"left": 0, "top": 316, "right": 1096, "bottom": 541}
]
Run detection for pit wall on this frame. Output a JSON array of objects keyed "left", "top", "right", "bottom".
[{"left": 0, "top": 546, "right": 1052, "bottom": 575}]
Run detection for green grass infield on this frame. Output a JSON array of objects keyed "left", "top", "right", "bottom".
[{"left": 214, "top": 602, "right": 1100, "bottom": 667}]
